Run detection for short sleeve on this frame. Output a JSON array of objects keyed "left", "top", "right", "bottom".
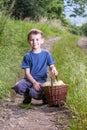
[
  {"left": 47, "top": 52, "right": 55, "bottom": 66},
  {"left": 22, "top": 55, "right": 30, "bottom": 69}
]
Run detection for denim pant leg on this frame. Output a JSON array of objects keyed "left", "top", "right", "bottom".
[
  {"left": 29, "top": 87, "right": 43, "bottom": 99},
  {"left": 12, "top": 79, "right": 44, "bottom": 99},
  {"left": 12, "top": 79, "right": 32, "bottom": 95}
]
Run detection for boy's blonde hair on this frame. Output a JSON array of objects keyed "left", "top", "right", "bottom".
[{"left": 27, "top": 28, "right": 43, "bottom": 41}]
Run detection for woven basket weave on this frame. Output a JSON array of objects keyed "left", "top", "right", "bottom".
[{"left": 43, "top": 84, "right": 68, "bottom": 106}]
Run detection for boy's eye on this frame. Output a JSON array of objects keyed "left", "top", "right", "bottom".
[
  {"left": 30, "top": 38, "right": 40, "bottom": 42},
  {"left": 36, "top": 39, "right": 39, "bottom": 41}
]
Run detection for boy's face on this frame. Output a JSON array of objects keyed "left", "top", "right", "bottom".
[{"left": 28, "top": 34, "right": 44, "bottom": 50}]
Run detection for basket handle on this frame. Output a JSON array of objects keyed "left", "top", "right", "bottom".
[
  {"left": 50, "top": 75, "right": 58, "bottom": 87},
  {"left": 51, "top": 77, "right": 53, "bottom": 87}
]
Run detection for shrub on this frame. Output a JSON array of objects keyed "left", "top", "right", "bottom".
[{"left": 81, "top": 23, "right": 87, "bottom": 36}]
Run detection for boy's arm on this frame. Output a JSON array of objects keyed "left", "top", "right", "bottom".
[
  {"left": 49, "top": 64, "right": 58, "bottom": 76},
  {"left": 24, "top": 68, "right": 41, "bottom": 91}
]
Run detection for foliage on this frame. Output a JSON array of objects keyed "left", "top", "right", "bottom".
[
  {"left": 46, "top": 0, "right": 64, "bottom": 19},
  {"left": 19, "top": 103, "right": 33, "bottom": 109},
  {"left": 0, "top": 0, "right": 10, "bottom": 10},
  {"left": 80, "top": 23, "right": 87, "bottom": 36},
  {"left": 0, "top": 0, "right": 65, "bottom": 21},
  {"left": 67, "top": 24, "right": 82, "bottom": 35},
  {"left": 0, "top": 14, "right": 7, "bottom": 42},
  {"left": 11, "top": 0, "right": 49, "bottom": 20},
  {"left": 1, "top": 0, "right": 87, "bottom": 24},
  {"left": 64, "top": 0, "right": 87, "bottom": 17}
]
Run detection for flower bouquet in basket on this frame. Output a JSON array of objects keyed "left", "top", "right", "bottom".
[{"left": 42, "top": 75, "right": 68, "bottom": 106}]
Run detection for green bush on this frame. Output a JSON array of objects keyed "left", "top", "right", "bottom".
[
  {"left": 67, "top": 24, "right": 81, "bottom": 35},
  {"left": 81, "top": 23, "right": 87, "bottom": 36}
]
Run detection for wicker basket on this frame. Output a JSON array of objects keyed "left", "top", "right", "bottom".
[{"left": 43, "top": 84, "right": 68, "bottom": 106}]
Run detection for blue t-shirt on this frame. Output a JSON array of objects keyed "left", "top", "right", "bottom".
[{"left": 22, "top": 50, "right": 55, "bottom": 83}]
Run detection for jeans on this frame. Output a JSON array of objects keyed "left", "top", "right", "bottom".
[{"left": 12, "top": 79, "right": 44, "bottom": 99}]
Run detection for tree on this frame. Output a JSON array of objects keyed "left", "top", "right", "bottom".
[
  {"left": 1, "top": 0, "right": 87, "bottom": 19},
  {"left": 64, "top": 0, "right": 87, "bottom": 17},
  {"left": 46, "top": 0, "right": 64, "bottom": 19},
  {"left": 10, "top": 0, "right": 52, "bottom": 20},
  {"left": 2, "top": 0, "right": 64, "bottom": 20},
  {"left": 81, "top": 23, "right": 87, "bottom": 36}
]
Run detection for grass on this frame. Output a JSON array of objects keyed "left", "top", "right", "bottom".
[
  {"left": 52, "top": 34, "right": 87, "bottom": 130},
  {"left": 19, "top": 103, "right": 33, "bottom": 109},
  {"left": 0, "top": 15, "right": 87, "bottom": 129}
]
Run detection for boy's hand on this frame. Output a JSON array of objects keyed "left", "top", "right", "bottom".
[
  {"left": 51, "top": 67, "right": 58, "bottom": 76},
  {"left": 25, "top": 68, "right": 41, "bottom": 91},
  {"left": 33, "top": 81, "right": 41, "bottom": 91},
  {"left": 50, "top": 65, "right": 58, "bottom": 76}
]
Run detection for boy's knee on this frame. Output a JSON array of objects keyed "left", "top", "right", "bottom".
[
  {"left": 12, "top": 82, "right": 26, "bottom": 95},
  {"left": 29, "top": 87, "right": 43, "bottom": 99}
]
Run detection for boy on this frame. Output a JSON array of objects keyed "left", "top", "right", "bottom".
[{"left": 13, "top": 28, "right": 58, "bottom": 104}]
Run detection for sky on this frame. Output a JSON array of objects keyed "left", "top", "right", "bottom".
[
  {"left": 64, "top": 0, "right": 87, "bottom": 26},
  {"left": 66, "top": 14, "right": 87, "bottom": 26}
]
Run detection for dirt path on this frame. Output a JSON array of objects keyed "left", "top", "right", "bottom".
[
  {"left": 78, "top": 37, "right": 87, "bottom": 53},
  {"left": 0, "top": 37, "right": 70, "bottom": 130}
]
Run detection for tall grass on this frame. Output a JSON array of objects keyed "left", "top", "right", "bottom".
[
  {"left": 0, "top": 16, "right": 64, "bottom": 99},
  {"left": 0, "top": 14, "right": 7, "bottom": 43},
  {"left": 52, "top": 34, "right": 87, "bottom": 130}
]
